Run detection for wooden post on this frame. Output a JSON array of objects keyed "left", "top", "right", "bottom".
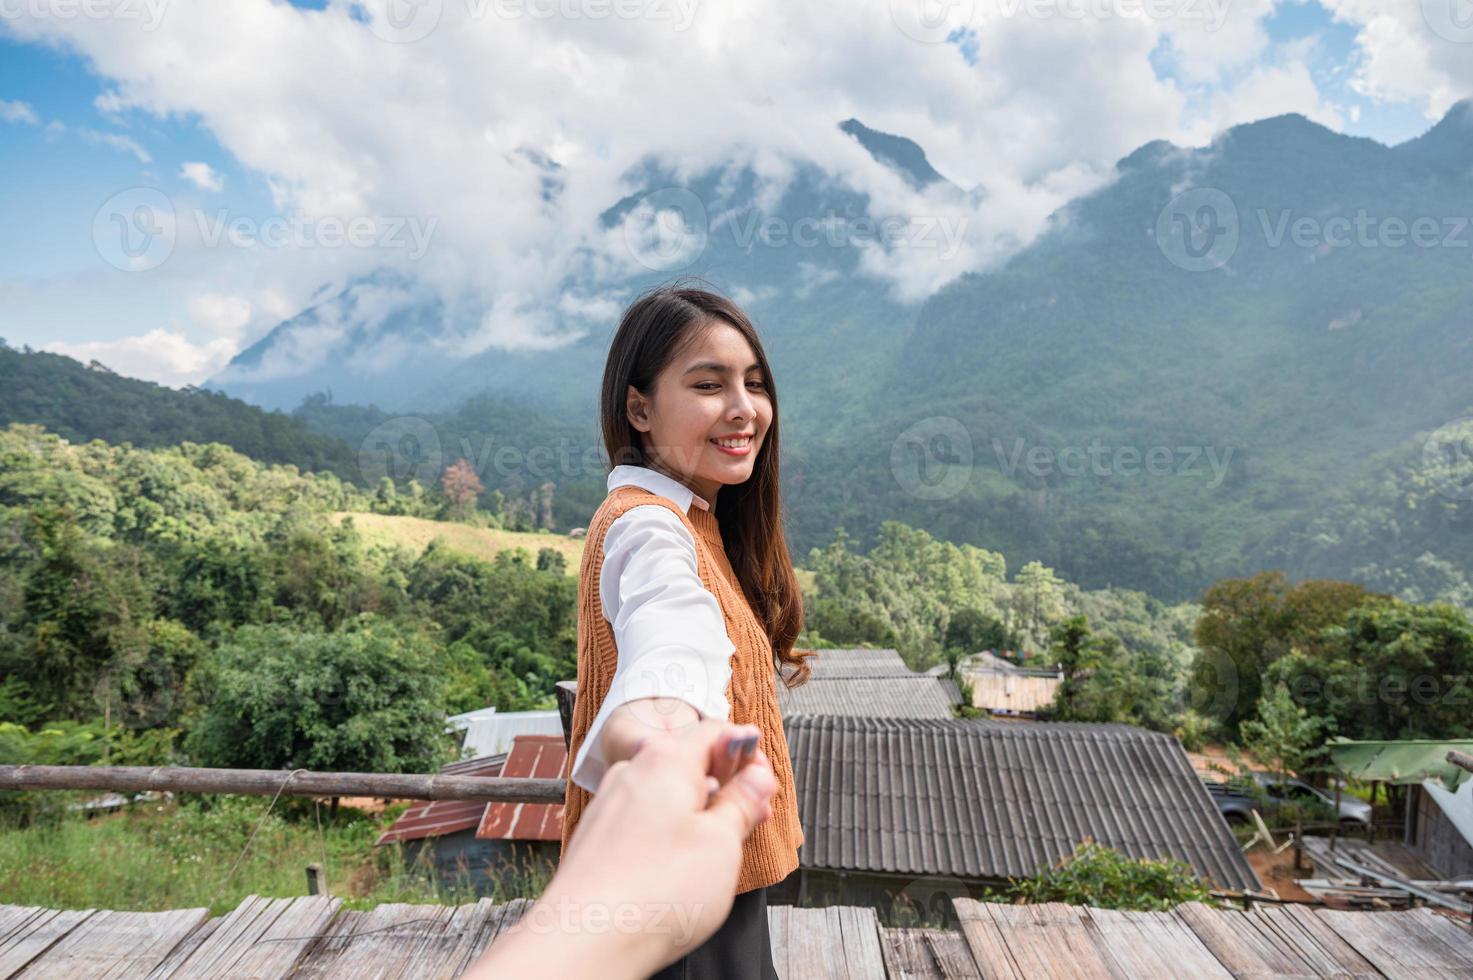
[
  {"left": 1332, "top": 772, "right": 1342, "bottom": 853},
  {"left": 306, "top": 863, "right": 328, "bottom": 896}
]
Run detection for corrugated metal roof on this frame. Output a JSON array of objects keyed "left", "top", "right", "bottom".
[
  {"left": 800, "top": 648, "right": 914, "bottom": 677},
  {"left": 477, "top": 735, "right": 568, "bottom": 842},
  {"left": 776, "top": 675, "right": 960, "bottom": 718},
  {"left": 374, "top": 754, "right": 507, "bottom": 845},
  {"left": 460, "top": 710, "right": 564, "bottom": 759},
  {"left": 784, "top": 715, "right": 1260, "bottom": 892}
]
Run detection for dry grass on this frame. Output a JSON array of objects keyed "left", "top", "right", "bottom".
[{"left": 331, "top": 512, "right": 584, "bottom": 574}]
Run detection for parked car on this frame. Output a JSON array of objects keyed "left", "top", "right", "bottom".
[{"left": 1204, "top": 771, "right": 1372, "bottom": 829}]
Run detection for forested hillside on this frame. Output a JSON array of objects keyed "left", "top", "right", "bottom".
[{"left": 0, "top": 344, "right": 360, "bottom": 481}]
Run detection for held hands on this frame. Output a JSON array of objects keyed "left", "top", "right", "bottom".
[{"left": 463, "top": 719, "right": 778, "bottom": 980}]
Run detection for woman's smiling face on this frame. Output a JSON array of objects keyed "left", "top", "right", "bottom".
[{"left": 626, "top": 319, "right": 772, "bottom": 508}]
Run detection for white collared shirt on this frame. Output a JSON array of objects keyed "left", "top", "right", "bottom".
[{"left": 569, "top": 464, "right": 735, "bottom": 793}]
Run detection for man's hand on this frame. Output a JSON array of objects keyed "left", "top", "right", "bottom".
[{"left": 463, "top": 720, "right": 778, "bottom": 980}]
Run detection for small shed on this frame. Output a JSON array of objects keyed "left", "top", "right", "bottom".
[
  {"left": 1328, "top": 738, "right": 1473, "bottom": 880},
  {"left": 376, "top": 735, "right": 567, "bottom": 895}
]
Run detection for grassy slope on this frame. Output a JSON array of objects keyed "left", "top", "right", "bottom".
[
  {"left": 332, "top": 513, "right": 585, "bottom": 574},
  {"left": 332, "top": 511, "right": 819, "bottom": 593}
]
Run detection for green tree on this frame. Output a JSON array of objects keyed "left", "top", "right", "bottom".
[
  {"left": 1239, "top": 681, "right": 1330, "bottom": 788},
  {"left": 185, "top": 618, "right": 452, "bottom": 774}
]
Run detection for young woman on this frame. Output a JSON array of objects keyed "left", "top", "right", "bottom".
[{"left": 560, "top": 284, "right": 812, "bottom": 979}]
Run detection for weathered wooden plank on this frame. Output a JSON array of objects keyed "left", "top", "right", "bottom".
[
  {"left": 444, "top": 897, "right": 530, "bottom": 977},
  {"left": 289, "top": 902, "right": 453, "bottom": 979},
  {"left": 778, "top": 907, "right": 846, "bottom": 980},
  {"left": 951, "top": 899, "right": 1024, "bottom": 979},
  {"left": 833, "top": 905, "right": 887, "bottom": 978},
  {"left": 13, "top": 907, "right": 208, "bottom": 979},
  {"left": 881, "top": 927, "right": 981, "bottom": 979},
  {"left": 410, "top": 900, "right": 500, "bottom": 980},
  {"left": 1316, "top": 908, "right": 1464, "bottom": 978},
  {"left": 1175, "top": 901, "right": 1311, "bottom": 977},
  {"left": 144, "top": 916, "right": 219, "bottom": 980},
  {"left": 767, "top": 904, "right": 791, "bottom": 980},
  {"left": 1259, "top": 905, "right": 1380, "bottom": 978},
  {"left": 978, "top": 903, "right": 1113, "bottom": 980},
  {"left": 0, "top": 908, "right": 94, "bottom": 977},
  {"left": 215, "top": 895, "right": 341, "bottom": 979},
  {"left": 1396, "top": 908, "right": 1473, "bottom": 971},
  {"left": 1084, "top": 908, "right": 1231, "bottom": 980}
]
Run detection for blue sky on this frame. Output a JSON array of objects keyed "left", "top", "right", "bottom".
[{"left": 0, "top": 0, "right": 1465, "bottom": 387}]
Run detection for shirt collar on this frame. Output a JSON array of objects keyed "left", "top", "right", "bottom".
[{"left": 607, "top": 464, "right": 712, "bottom": 513}]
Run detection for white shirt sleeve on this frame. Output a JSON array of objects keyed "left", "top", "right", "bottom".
[{"left": 569, "top": 504, "right": 735, "bottom": 794}]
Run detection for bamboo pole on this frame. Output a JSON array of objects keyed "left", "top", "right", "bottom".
[{"left": 0, "top": 765, "right": 565, "bottom": 803}]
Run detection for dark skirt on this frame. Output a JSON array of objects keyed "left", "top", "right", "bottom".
[{"left": 644, "top": 885, "right": 780, "bottom": 980}]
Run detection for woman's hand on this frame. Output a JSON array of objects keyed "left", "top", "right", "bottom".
[
  {"left": 463, "top": 719, "right": 777, "bottom": 980},
  {"left": 602, "top": 698, "right": 766, "bottom": 798}
]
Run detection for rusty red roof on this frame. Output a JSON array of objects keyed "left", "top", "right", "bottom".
[
  {"left": 476, "top": 735, "right": 568, "bottom": 842},
  {"left": 374, "top": 754, "right": 505, "bottom": 845}
]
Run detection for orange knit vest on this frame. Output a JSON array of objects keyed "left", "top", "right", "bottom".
[{"left": 560, "top": 485, "right": 803, "bottom": 894}]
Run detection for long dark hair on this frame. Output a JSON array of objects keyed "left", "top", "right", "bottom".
[{"left": 600, "top": 282, "right": 811, "bottom": 688}]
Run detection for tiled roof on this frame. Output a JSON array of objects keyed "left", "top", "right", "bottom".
[
  {"left": 776, "top": 675, "right": 960, "bottom": 719},
  {"left": 374, "top": 754, "right": 506, "bottom": 845},
  {"left": 798, "top": 648, "right": 914, "bottom": 677},
  {"left": 476, "top": 735, "right": 568, "bottom": 842},
  {"left": 784, "top": 715, "right": 1261, "bottom": 892}
]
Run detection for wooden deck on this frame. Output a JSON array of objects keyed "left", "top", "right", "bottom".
[{"left": 0, "top": 896, "right": 1469, "bottom": 977}]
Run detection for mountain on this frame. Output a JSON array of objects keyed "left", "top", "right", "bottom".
[
  {"left": 214, "top": 106, "right": 1473, "bottom": 604},
  {"left": 0, "top": 344, "right": 360, "bottom": 481}
]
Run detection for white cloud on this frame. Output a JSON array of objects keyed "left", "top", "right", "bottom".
[
  {"left": 11, "top": 0, "right": 1435, "bottom": 372},
  {"left": 77, "top": 127, "right": 151, "bottom": 162},
  {"left": 1319, "top": 0, "right": 1473, "bottom": 120},
  {"left": 42, "top": 330, "right": 237, "bottom": 387},
  {"left": 180, "top": 161, "right": 224, "bottom": 191},
  {"left": 187, "top": 292, "right": 252, "bottom": 338},
  {"left": 0, "top": 99, "right": 39, "bottom": 125}
]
